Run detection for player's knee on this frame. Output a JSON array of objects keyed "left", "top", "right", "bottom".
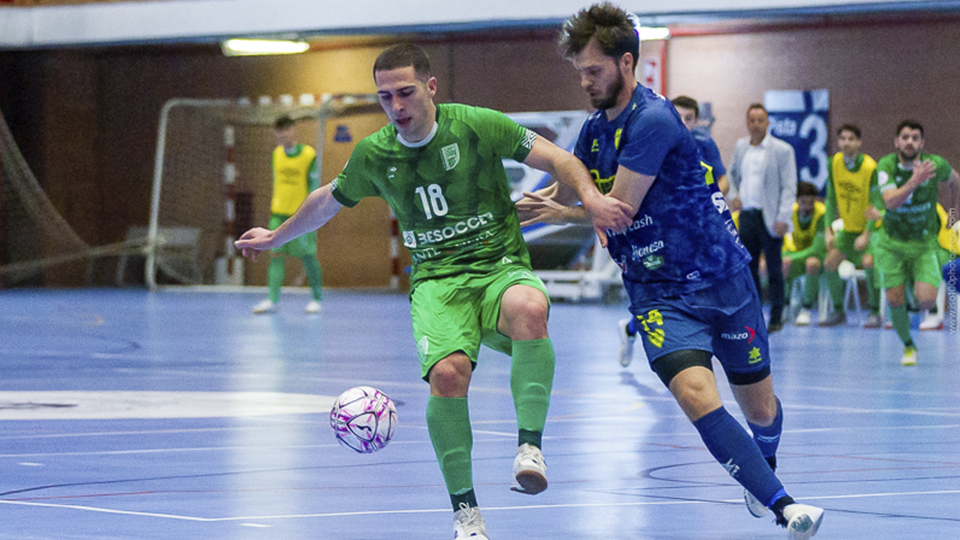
[
  {"left": 805, "top": 258, "right": 821, "bottom": 274},
  {"left": 428, "top": 354, "right": 472, "bottom": 397},
  {"left": 499, "top": 289, "right": 548, "bottom": 339}
]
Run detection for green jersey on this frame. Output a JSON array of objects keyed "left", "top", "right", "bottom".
[
  {"left": 875, "top": 152, "right": 953, "bottom": 241},
  {"left": 330, "top": 103, "right": 537, "bottom": 289}
]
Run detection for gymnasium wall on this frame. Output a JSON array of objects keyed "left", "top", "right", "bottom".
[
  {"left": 1, "top": 17, "right": 959, "bottom": 287},
  {"left": 667, "top": 18, "right": 960, "bottom": 176}
]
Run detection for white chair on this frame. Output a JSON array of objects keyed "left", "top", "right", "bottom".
[{"left": 838, "top": 259, "right": 866, "bottom": 323}]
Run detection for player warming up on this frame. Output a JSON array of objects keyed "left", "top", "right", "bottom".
[
  {"left": 236, "top": 44, "right": 632, "bottom": 539},
  {"left": 520, "top": 4, "right": 824, "bottom": 539},
  {"left": 251, "top": 115, "right": 324, "bottom": 314}
]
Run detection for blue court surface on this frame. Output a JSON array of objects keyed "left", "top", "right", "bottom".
[{"left": 1, "top": 288, "right": 958, "bottom": 539}]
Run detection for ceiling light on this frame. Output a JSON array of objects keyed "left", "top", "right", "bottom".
[
  {"left": 221, "top": 38, "right": 310, "bottom": 56},
  {"left": 637, "top": 26, "right": 670, "bottom": 41}
]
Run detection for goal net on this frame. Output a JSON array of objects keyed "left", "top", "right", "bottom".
[
  {"left": 143, "top": 94, "right": 380, "bottom": 290},
  {"left": 0, "top": 110, "right": 118, "bottom": 286}
]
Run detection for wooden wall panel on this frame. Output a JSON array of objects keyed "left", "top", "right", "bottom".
[{"left": 3, "top": 18, "right": 960, "bottom": 286}]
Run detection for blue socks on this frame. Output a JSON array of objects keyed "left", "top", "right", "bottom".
[
  {"left": 693, "top": 407, "right": 786, "bottom": 508},
  {"left": 748, "top": 398, "right": 783, "bottom": 471}
]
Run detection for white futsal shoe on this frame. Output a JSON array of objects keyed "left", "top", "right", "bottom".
[
  {"left": 744, "top": 488, "right": 769, "bottom": 517},
  {"left": 781, "top": 503, "right": 824, "bottom": 540},
  {"left": 511, "top": 443, "right": 548, "bottom": 495},
  {"left": 252, "top": 299, "right": 277, "bottom": 314},
  {"left": 453, "top": 503, "right": 489, "bottom": 539},
  {"left": 305, "top": 300, "right": 322, "bottom": 314}
]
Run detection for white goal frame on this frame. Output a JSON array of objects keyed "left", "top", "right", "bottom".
[{"left": 144, "top": 93, "right": 380, "bottom": 290}]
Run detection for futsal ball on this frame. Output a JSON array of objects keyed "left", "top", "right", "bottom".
[{"left": 330, "top": 386, "right": 397, "bottom": 453}]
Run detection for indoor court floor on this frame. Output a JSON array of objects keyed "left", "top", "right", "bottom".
[{"left": 1, "top": 287, "right": 958, "bottom": 539}]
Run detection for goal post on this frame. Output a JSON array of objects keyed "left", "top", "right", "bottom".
[{"left": 144, "top": 93, "right": 381, "bottom": 290}]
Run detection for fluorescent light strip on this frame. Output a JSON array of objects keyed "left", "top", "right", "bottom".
[{"left": 221, "top": 39, "right": 310, "bottom": 56}]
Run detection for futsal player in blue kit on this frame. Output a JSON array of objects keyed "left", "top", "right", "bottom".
[{"left": 518, "top": 4, "right": 824, "bottom": 539}]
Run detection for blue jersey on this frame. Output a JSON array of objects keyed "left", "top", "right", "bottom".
[
  {"left": 692, "top": 131, "right": 726, "bottom": 180},
  {"left": 574, "top": 85, "right": 749, "bottom": 302}
]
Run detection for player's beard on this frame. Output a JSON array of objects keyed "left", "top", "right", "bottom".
[
  {"left": 898, "top": 147, "right": 919, "bottom": 164},
  {"left": 592, "top": 71, "right": 625, "bottom": 111}
]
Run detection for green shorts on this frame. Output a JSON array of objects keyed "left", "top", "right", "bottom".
[
  {"left": 873, "top": 232, "right": 942, "bottom": 289},
  {"left": 783, "top": 250, "right": 819, "bottom": 280},
  {"left": 410, "top": 264, "right": 549, "bottom": 381},
  {"left": 269, "top": 214, "right": 317, "bottom": 257},
  {"left": 834, "top": 229, "right": 871, "bottom": 267}
]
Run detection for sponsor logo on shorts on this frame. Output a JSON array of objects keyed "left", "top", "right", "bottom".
[
  {"left": 748, "top": 346, "right": 763, "bottom": 364},
  {"left": 642, "top": 254, "right": 663, "bottom": 270},
  {"left": 722, "top": 326, "right": 757, "bottom": 343}
]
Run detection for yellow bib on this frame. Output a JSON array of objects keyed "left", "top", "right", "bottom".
[
  {"left": 831, "top": 152, "right": 876, "bottom": 233},
  {"left": 790, "top": 201, "right": 825, "bottom": 252},
  {"left": 938, "top": 203, "right": 960, "bottom": 256},
  {"left": 271, "top": 145, "right": 316, "bottom": 216}
]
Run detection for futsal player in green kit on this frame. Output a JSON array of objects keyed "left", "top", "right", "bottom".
[
  {"left": 874, "top": 120, "right": 959, "bottom": 365},
  {"left": 235, "top": 44, "right": 632, "bottom": 539}
]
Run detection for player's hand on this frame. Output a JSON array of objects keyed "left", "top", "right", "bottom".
[
  {"left": 863, "top": 205, "right": 882, "bottom": 221},
  {"left": 825, "top": 228, "right": 835, "bottom": 250},
  {"left": 516, "top": 191, "right": 573, "bottom": 227},
  {"left": 854, "top": 231, "right": 870, "bottom": 251},
  {"left": 234, "top": 227, "right": 276, "bottom": 262},
  {"left": 728, "top": 196, "right": 743, "bottom": 213},
  {"left": 582, "top": 193, "right": 634, "bottom": 244},
  {"left": 913, "top": 159, "right": 937, "bottom": 185},
  {"left": 774, "top": 221, "right": 789, "bottom": 238}
]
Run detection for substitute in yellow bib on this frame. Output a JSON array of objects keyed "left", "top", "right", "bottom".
[
  {"left": 823, "top": 124, "right": 883, "bottom": 327},
  {"left": 252, "top": 115, "right": 324, "bottom": 314},
  {"left": 782, "top": 181, "right": 829, "bottom": 326}
]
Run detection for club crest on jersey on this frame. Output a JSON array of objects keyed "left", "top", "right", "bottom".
[
  {"left": 402, "top": 231, "right": 417, "bottom": 248},
  {"left": 440, "top": 143, "right": 460, "bottom": 171}
]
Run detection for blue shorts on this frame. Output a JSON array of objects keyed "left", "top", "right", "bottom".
[{"left": 629, "top": 266, "right": 771, "bottom": 384}]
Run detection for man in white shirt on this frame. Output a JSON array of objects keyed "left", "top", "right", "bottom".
[{"left": 728, "top": 104, "right": 798, "bottom": 332}]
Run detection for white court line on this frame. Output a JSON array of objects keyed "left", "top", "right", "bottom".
[{"left": 4, "top": 490, "right": 960, "bottom": 523}]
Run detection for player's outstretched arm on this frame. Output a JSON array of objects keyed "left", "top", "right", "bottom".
[
  {"left": 522, "top": 136, "right": 633, "bottom": 245},
  {"left": 235, "top": 183, "right": 343, "bottom": 261}
]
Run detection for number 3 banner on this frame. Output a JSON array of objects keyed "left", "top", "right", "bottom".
[{"left": 764, "top": 89, "right": 830, "bottom": 192}]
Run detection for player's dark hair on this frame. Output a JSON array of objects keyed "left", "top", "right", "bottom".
[
  {"left": 672, "top": 95, "right": 699, "bottom": 118},
  {"left": 747, "top": 103, "right": 767, "bottom": 116},
  {"left": 558, "top": 2, "right": 640, "bottom": 70},
  {"left": 836, "top": 123, "right": 861, "bottom": 139},
  {"left": 373, "top": 43, "right": 432, "bottom": 82},
  {"left": 797, "top": 181, "right": 819, "bottom": 198},
  {"left": 274, "top": 115, "right": 295, "bottom": 130},
  {"left": 896, "top": 119, "right": 924, "bottom": 138}
]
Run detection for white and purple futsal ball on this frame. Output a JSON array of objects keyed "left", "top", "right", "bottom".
[{"left": 330, "top": 386, "right": 397, "bottom": 453}]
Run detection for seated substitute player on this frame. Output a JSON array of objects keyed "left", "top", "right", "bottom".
[
  {"left": 822, "top": 124, "right": 883, "bottom": 328},
  {"left": 252, "top": 115, "right": 325, "bottom": 314},
  {"left": 235, "top": 44, "right": 632, "bottom": 540},
  {"left": 519, "top": 5, "right": 824, "bottom": 539},
  {"left": 781, "top": 181, "right": 829, "bottom": 326},
  {"left": 874, "top": 120, "right": 959, "bottom": 365}
]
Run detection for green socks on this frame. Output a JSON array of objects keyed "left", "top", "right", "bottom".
[
  {"left": 426, "top": 396, "right": 474, "bottom": 508},
  {"left": 267, "top": 256, "right": 285, "bottom": 303},
  {"left": 300, "top": 255, "right": 323, "bottom": 301},
  {"left": 889, "top": 304, "right": 913, "bottom": 345},
  {"left": 510, "top": 338, "right": 555, "bottom": 439}
]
